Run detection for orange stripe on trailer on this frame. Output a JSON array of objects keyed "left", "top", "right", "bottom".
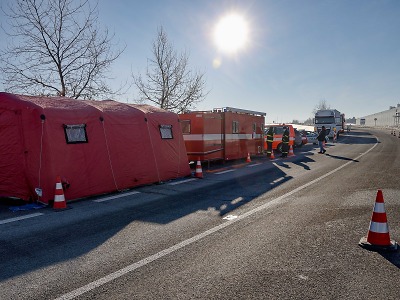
[{"left": 184, "top": 134, "right": 262, "bottom": 141}]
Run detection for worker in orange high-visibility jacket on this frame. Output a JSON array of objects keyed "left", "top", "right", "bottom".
[
  {"left": 281, "top": 127, "right": 289, "bottom": 158},
  {"left": 266, "top": 126, "right": 274, "bottom": 157},
  {"left": 333, "top": 127, "right": 337, "bottom": 143}
]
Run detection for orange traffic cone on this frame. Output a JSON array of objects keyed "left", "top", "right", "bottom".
[
  {"left": 246, "top": 152, "right": 251, "bottom": 163},
  {"left": 359, "top": 190, "right": 398, "bottom": 251},
  {"left": 270, "top": 149, "right": 275, "bottom": 160},
  {"left": 288, "top": 145, "right": 295, "bottom": 156},
  {"left": 53, "top": 176, "right": 67, "bottom": 210},
  {"left": 195, "top": 158, "right": 203, "bottom": 179}
]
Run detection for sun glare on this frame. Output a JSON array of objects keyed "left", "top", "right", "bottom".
[{"left": 214, "top": 13, "right": 249, "bottom": 54}]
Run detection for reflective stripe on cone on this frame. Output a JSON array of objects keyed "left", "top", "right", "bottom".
[
  {"left": 195, "top": 158, "right": 203, "bottom": 179},
  {"left": 359, "top": 190, "right": 398, "bottom": 251},
  {"left": 53, "top": 176, "right": 67, "bottom": 210}
]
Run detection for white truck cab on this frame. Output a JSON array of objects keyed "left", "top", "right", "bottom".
[{"left": 314, "top": 109, "right": 345, "bottom": 139}]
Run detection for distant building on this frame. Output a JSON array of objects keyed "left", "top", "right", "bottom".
[
  {"left": 346, "top": 117, "right": 356, "bottom": 124},
  {"left": 356, "top": 104, "right": 400, "bottom": 127}
]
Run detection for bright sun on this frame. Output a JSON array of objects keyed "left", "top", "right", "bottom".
[{"left": 214, "top": 13, "right": 249, "bottom": 54}]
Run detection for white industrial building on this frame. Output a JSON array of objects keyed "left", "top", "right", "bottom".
[{"left": 356, "top": 104, "right": 400, "bottom": 127}]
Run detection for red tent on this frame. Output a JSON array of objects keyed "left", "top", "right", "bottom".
[{"left": 0, "top": 93, "right": 190, "bottom": 204}]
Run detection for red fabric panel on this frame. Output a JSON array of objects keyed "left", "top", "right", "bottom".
[
  {"left": 131, "top": 105, "right": 191, "bottom": 181},
  {"left": 0, "top": 107, "right": 30, "bottom": 199}
]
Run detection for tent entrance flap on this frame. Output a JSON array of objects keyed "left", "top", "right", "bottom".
[{"left": 0, "top": 109, "right": 30, "bottom": 200}]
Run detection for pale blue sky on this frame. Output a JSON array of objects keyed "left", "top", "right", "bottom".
[{"left": 1, "top": 0, "right": 400, "bottom": 122}]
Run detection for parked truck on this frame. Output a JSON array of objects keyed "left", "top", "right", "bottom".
[{"left": 314, "top": 109, "right": 345, "bottom": 139}]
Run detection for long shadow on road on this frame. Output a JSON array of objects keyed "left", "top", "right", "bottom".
[
  {"left": 325, "top": 153, "right": 360, "bottom": 162},
  {"left": 0, "top": 130, "right": 377, "bottom": 282},
  {"left": 0, "top": 161, "right": 292, "bottom": 281},
  {"left": 379, "top": 250, "right": 400, "bottom": 269}
]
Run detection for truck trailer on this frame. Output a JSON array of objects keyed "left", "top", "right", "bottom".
[
  {"left": 314, "top": 109, "right": 345, "bottom": 139},
  {"left": 179, "top": 107, "right": 266, "bottom": 162}
]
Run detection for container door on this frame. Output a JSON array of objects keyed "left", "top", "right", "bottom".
[{"left": 204, "top": 114, "right": 223, "bottom": 160}]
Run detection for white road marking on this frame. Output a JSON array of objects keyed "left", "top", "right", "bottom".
[
  {"left": 168, "top": 178, "right": 197, "bottom": 185},
  {"left": 223, "top": 215, "right": 238, "bottom": 220},
  {"left": 215, "top": 169, "right": 235, "bottom": 175},
  {"left": 93, "top": 191, "right": 140, "bottom": 203},
  {"left": 272, "top": 176, "right": 285, "bottom": 184},
  {"left": 231, "top": 197, "right": 244, "bottom": 205},
  {"left": 0, "top": 213, "right": 44, "bottom": 225},
  {"left": 247, "top": 163, "right": 262, "bottom": 167},
  {"left": 55, "top": 140, "right": 378, "bottom": 300}
]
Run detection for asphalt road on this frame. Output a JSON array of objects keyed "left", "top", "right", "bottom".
[{"left": 1, "top": 128, "right": 399, "bottom": 299}]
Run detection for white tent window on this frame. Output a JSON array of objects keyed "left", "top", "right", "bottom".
[
  {"left": 64, "top": 124, "right": 88, "bottom": 144},
  {"left": 160, "top": 124, "right": 173, "bottom": 139}
]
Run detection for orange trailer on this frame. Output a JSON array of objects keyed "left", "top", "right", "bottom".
[{"left": 179, "top": 107, "right": 266, "bottom": 162}]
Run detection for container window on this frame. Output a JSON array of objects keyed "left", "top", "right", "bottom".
[
  {"left": 64, "top": 124, "right": 88, "bottom": 144},
  {"left": 160, "top": 124, "right": 173, "bottom": 139},
  {"left": 233, "top": 121, "right": 239, "bottom": 133},
  {"left": 181, "top": 120, "right": 191, "bottom": 134},
  {"left": 253, "top": 123, "right": 256, "bottom": 132}
]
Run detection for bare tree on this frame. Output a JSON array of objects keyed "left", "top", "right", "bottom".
[
  {"left": 0, "top": 0, "right": 124, "bottom": 99},
  {"left": 303, "top": 117, "right": 314, "bottom": 125},
  {"left": 312, "top": 98, "right": 331, "bottom": 115},
  {"left": 133, "top": 26, "right": 207, "bottom": 113}
]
